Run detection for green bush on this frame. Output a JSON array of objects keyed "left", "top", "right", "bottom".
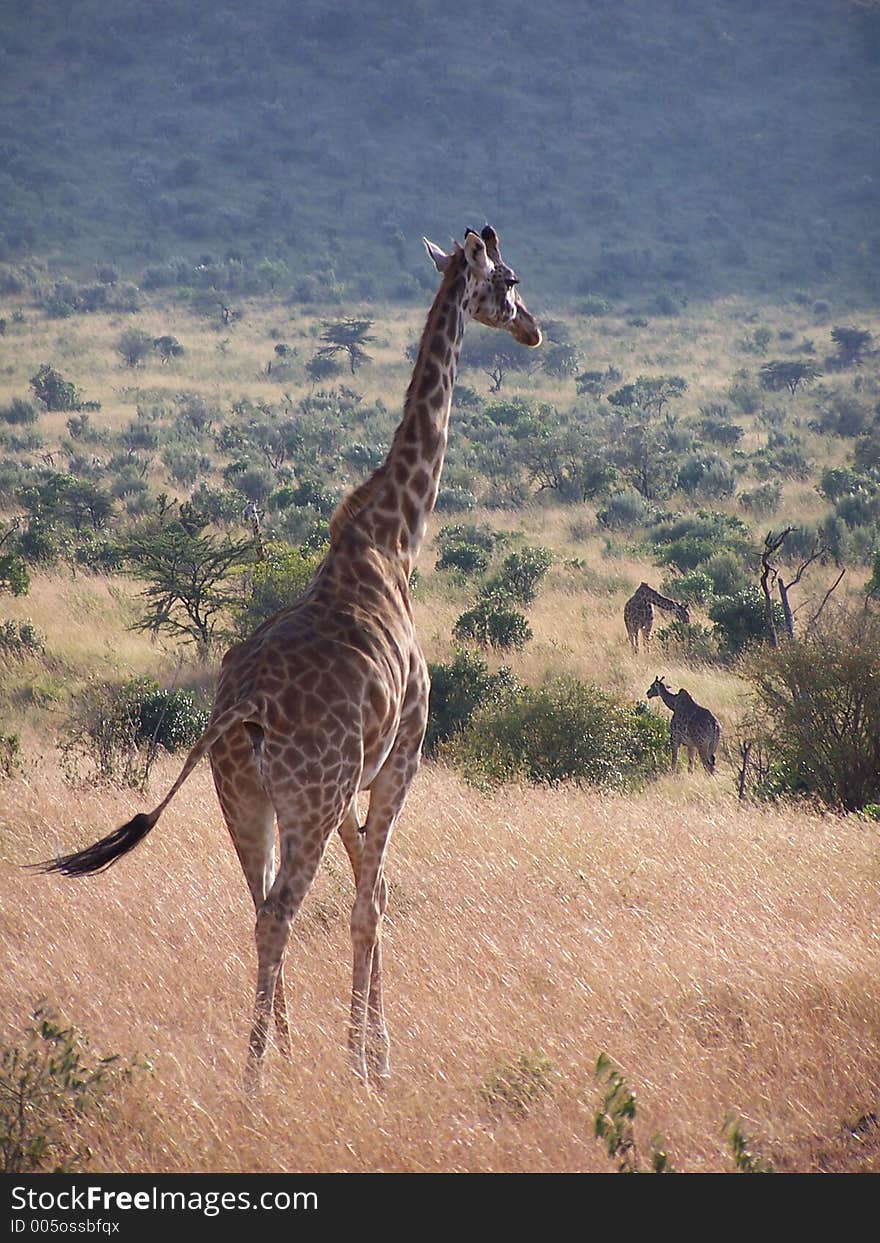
[
  {"left": 746, "top": 610, "right": 880, "bottom": 810},
  {"left": 425, "top": 648, "right": 518, "bottom": 756},
  {"left": 234, "top": 541, "right": 322, "bottom": 635},
  {"left": 448, "top": 676, "right": 667, "bottom": 788},
  {"left": 0, "top": 1004, "right": 141, "bottom": 1173},
  {"left": 490, "top": 545, "right": 552, "bottom": 605},
  {"left": 436, "top": 542, "right": 490, "bottom": 575},
  {"left": 654, "top": 620, "right": 720, "bottom": 663},
  {"left": 453, "top": 594, "right": 532, "bottom": 652},
  {"left": 677, "top": 454, "right": 736, "bottom": 499},
  {"left": 709, "top": 587, "right": 783, "bottom": 657},
  {"left": 597, "top": 491, "right": 651, "bottom": 531},
  {"left": 0, "top": 398, "right": 37, "bottom": 425},
  {"left": 702, "top": 549, "right": 751, "bottom": 597},
  {"left": 60, "top": 677, "right": 208, "bottom": 787},
  {"left": 0, "top": 618, "right": 44, "bottom": 659},
  {"left": 738, "top": 481, "right": 782, "bottom": 516},
  {"left": 660, "top": 568, "right": 715, "bottom": 607},
  {"left": 29, "top": 365, "right": 82, "bottom": 412}
]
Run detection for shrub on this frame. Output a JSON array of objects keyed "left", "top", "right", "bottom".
[
  {"left": 234, "top": 542, "right": 322, "bottom": 635},
  {"left": 60, "top": 677, "right": 208, "bottom": 787},
  {"left": 709, "top": 587, "right": 784, "bottom": 657},
  {"left": 0, "top": 398, "right": 37, "bottom": 425},
  {"left": 676, "top": 454, "right": 736, "bottom": 499},
  {"left": 425, "top": 648, "right": 518, "bottom": 756},
  {"left": 746, "top": 610, "right": 880, "bottom": 810},
  {"left": 490, "top": 545, "right": 552, "bottom": 605},
  {"left": 0, "top": 1004, "right": 140, "bottom": 1173},
  {"left": 660, "top": 568, "right": 715, "bottom": 607},
  {"left": 0, "top": 551, "right": 30, "bottom": 596},
  {"left": 701, "top": 549, "right": 751, "bottom": 597},
  {"left": 654, "top": 620, "right": 720, "bottom": 663},
  {"left": 448, "top": 676, "right": 667, "bottom": 788},
  {"left": 481, "top": 1050, "right": 555, "bottom": 1118},
  {"left": 30, "top": 365, "right": 81, "bottom": 412},
  {"left": 438, "top": 523, "right": 503, "bottom": 556},
  {"left": 115, "top": 328, "right": 154, "bottom": 367},
  {"left": 0, "top": 732, "right": 21, "bottom": 777},
  {"left": 436, "top": 542, "right": 490, "bottom": 575},
  {"left": 738, "top": 481, "right": 782, "bottom": 516},
  {"left": 0, "top": 618, "right": 44, "bottom": 659},
  {"left": 597, "top": 491, "right": 651, "bottom": 531},
  {"left": 453, "top": 595, "right": 532, "bottom": 652},
  {"left": 697, "top": 406, "right": 743, "bottom": 447}
]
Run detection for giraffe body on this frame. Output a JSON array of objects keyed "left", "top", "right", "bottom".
[
  {"left": 647, "top": 676, "right": 721, "bottom": 774},
  {"left": 36, "top": 226, "right": 541, "bottom": 1086},
  {"left": 624, "top": 582, "right": 690, "bottom": 653}
]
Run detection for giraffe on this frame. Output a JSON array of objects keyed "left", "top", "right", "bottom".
[
  {"left": 623, "top": 582, "right": 690, "bottom": 653},
  {"left": 646, "top": 675, "right": 721, "bottom": 774},
  {"left": 35, "top": 226, "right": 541, "bottom": 1087}
]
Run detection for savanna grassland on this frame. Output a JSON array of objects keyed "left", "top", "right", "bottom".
[{"left": 0, "top": 275, "right": 879, "bottom": 1174}]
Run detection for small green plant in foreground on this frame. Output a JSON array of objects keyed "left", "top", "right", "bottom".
[
  {"left": 594, "top": 1053, "right": 672, "bottom": 1173},
  {"left": 0, "top": 1004, "right": 144, "bottom": 1173},
  {"left": 723, "top": 1113, "right": 775, "bottom": 1173}
]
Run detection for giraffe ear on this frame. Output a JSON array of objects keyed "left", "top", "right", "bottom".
[{"left": 423, "top": 238, "right": 451, "bottom": 272}]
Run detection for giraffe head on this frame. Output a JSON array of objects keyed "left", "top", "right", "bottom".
[
  {"left": 423, "top": 225, "right": 542, "bottom": 348},
  {"left": 646, "top": 676, "right": 668, "bottom": 699}
]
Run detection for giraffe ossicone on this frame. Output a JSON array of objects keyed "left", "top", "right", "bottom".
[{"left": 34, "top": 225, "right": 541, "bottom": 1088}]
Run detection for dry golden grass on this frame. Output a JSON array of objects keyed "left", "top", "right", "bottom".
[
  {"left": 2, "top": 290, "right": 879, "bottom": 1173},
  {"left": 1, "top": 756, "right": 877, "bottom": 1173}
]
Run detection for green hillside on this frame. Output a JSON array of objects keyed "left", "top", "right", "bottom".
[{"left": 1, "top": 0, "right": 878, "bottom": 303}]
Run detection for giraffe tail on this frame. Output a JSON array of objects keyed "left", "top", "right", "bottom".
[{"left": 31, "top": 698, "right": 262, "bottom": 877}]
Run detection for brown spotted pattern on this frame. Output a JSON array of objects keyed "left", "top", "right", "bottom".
[
  {"left": 47, "top": 226, "right": 540, "bottom": 1089},
  {"left": 623, "top": 582, "right": 691, "bottom": 653},
  {"left": 647, "top": 676, "right": 722, "bottom": 774}
]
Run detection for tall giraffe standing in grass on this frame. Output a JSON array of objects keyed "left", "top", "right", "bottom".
[
  {"left": 647, "top": 675, "right": 721, "bottom": 774},
  {"left": 623, "top": 582, "right": 690, "bottom": 653},
  {"left": 37, "top": 227, "right": 541, "bottom": 1086}
]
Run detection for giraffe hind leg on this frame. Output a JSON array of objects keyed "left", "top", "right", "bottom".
[
  {"left": 247, "top": 825, "right": 331, "bottom": 1088},
  {"left": 337, "top": 802, "right": 388, "bottom": 1076},
  {"left": 211, "top": 737, "right": 292, "bottom": 1060}
]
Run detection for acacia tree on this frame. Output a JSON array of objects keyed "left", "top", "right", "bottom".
[
  {"left": 314, "top": 319, "right": 374, "bottom": 374},
  {"left": 759, "top": 360, "right": 821, "bottom": 396},
  {"left": 123, "top": 521, "right": 253, "bottom": 656},
  {"left": 830, "top": 326, "right": 872, "bottom": 367}
]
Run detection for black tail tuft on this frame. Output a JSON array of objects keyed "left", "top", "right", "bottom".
[{"left": 31, "top": 811, "right": 157, "bottom": 877}]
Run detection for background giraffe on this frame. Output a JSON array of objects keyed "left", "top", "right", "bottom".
[
  {"left": 36, "top": 226, "right": 541, "bottom": 1087},
  {"left": 647, "top": 675, "right": 721, "bottom": 774},
  {"left": 624, "top": 582, "right": 690, "bottom": 653}
]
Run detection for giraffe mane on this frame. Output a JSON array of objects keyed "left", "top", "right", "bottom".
[{"left": 328, "top": 464, "right": 389, "bottom": 544}]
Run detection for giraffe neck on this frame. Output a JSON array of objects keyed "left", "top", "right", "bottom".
[
  {"left": 333, "top": 261, "right": 468, "bottom": 570},
  {"left": 641, "top": 585, "right": 681, "bottom": 613},
  {"left": 656, "top": 683, "right": 680, "bottom": 711}
]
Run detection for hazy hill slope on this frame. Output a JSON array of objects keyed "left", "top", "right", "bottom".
[{"left": 0, "top": 0, "right": 878, "bottom": 302}]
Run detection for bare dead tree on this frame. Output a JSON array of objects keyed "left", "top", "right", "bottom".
[{"left": 761, "top": 529, "right": 831, "bottom": 642}]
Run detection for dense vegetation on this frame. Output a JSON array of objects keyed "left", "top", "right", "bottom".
[{"left": 0, "top": 0, "right": 878, "bottom": 305}]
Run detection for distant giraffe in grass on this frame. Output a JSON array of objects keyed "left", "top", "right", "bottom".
[
  {"left": 647, "top": 675, "right": 721, "bottom": 774},
  {"left": 624, "top": 582, "right": 689, "bottom": 653}
]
